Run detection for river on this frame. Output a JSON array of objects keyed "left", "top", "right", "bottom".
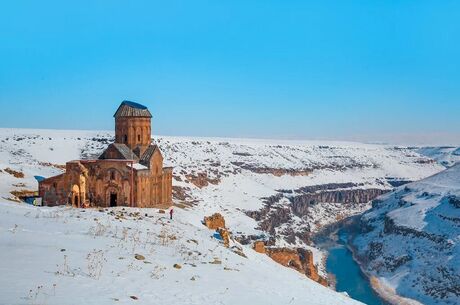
[{"left": 321, "top": 228, "right": 388, "bottom": 305}]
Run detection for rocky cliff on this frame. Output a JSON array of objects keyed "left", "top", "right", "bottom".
[
  {"left": 247, "top": 183, "right": 389, "bottom": 246},
  {"left": 266, "top": 247, "right": 328, "bottom": 286},
  {"left": 352, "top": 164, "right": 460, "bottom": 305}
]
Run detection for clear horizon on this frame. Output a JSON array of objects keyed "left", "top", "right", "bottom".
[{"left": 1, "top": 1, "right": 459, "bottom": 145}]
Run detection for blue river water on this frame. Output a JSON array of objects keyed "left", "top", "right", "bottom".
[{"left": 325, "top": 230, "right": 387, "bottom": 305}]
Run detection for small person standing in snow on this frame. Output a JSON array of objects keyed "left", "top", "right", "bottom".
[{"left": 169, "top": 208, "right": 174, "bottom": 220}]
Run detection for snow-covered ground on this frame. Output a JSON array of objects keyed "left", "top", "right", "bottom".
[
  {"left": 415, "top": 146, "right": 460, "bottom": 168},
  {"left": 0, "top": 202, "right": 363, "bottom": 305},
  {"left": 0, "top": 128, "right": 448, "bottom": 304},
  {"left": 353, "top": 164, "right": 460, "bottom": 305},
  {"left": 0, "top": 128, "right": 443, "bottom": 237}
]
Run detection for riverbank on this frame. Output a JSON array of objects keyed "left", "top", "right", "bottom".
[
  {"left": 346, "top": 229, "right": 423, "bottom": 305},
  {"left": 367, "top": 277, "right": 423, "bottom": 305},
  {"left": 315, "top": 222, "right": 386, "bottom": 305},
  {"left": 314, "top": 215, "right": 424, "bottom": 305}
]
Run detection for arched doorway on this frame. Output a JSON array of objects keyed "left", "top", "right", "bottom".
[
  {"left": 71, "top": 185, "right": 80, "bottom": 208},
  {"left": 105, "top": 187, "right": 120, "bottom": 207},
  {"left": 110, "top": 193, "right": 117, "bottom": 207}
]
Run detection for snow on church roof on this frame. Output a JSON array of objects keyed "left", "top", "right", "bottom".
[{"left": 128, "top": 163, "right": 149, "bottom": 170}]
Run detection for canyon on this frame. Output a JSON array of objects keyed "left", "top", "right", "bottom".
[{"left": 1, "top": 128, "right": 456, "bottom": 305}]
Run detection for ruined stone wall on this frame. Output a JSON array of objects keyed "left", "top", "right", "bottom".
[
  {"left": 39, "top": 174, "right": 67, "bottom": 206},
  {"left": 40, "top": 160, "right": 134, "bottom": 208},
  {"left": 40, "top": 161, "right": 89, "bottom": 207}
]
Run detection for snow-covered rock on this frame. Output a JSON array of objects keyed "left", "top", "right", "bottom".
[
  {"left": 352, "top": 164, "right": 460, "bottom": 305},
  {"left": 415, "top": 146, "right": 460, "bottom": 168}
]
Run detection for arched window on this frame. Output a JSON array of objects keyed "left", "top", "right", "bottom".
[
  {"left": 110, "top": 171, "right": 115, "bottom": 180},
  {"left": 138, "top": 134, "right": 141, "bottom": 142},
  {"left": 124, "top": 135, "right": 128, "bottom": 143}
]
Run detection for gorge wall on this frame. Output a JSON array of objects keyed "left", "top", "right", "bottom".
[{"left": 246, "top": 183, "right": 390, "bottom": 246}]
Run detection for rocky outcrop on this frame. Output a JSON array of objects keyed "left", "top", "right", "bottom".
[
  {"left": 266, "top": 247, "right": 327, "bottom": 286},
  {"left": 10, "top": 189, "right": 36, "bottom": 198},
  {"left": 186, "top": 172, "right": 221, "bottom": 188},
  {"left": 231, "top": 160, "right": 373, "bottom": 177},
  {"left": 203, "top": 213, "right": 226, "bottom": 230},
  {"left": 234, "top": 234, "right": 269, "bottom": 246},
  {"left": 232, "top": 152, "right": 253, "bottom": 157},
  {"left": 253, "top": 241, "right": 266, "bottom": 253},
  {"left": 385, "top": 177, "right": 412, "bottom": 187},
  {"left": 3, "top": 168, "right": 25, "bottom": 178},
  {"left": 290, "top": 188, "right": 388, "bottom": 216},
  {"left": 217, "top": 227, "right": 230, "bottom": 248},
  {"left": 172, "top": 186, "right": 192, "bottom": 201},
  {"left": 230, "top": 162, "right": 312, "bottom": 176},
  {"left": 247, "top": 196, "right": 293, "bottom": 236},
  {"left": 37, "top": 162, "right": 66, "bottom": 170},
  {"left": 290, "top": 183, "right": 388, "bottom": 208},
  {"left": 383, "top": 216, "right": 451, "bottom": 249}
]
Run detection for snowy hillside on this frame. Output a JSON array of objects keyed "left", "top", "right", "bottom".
[
  {"left": 0, "top": 128, "right": 443, "bottom": 249},
  {"left": 352, "top": 164, "right": 460, "bottom": 305},
  {"left": 0, "top": 128, "right": 447, "bottom": 304},
  {"left": 0, "top": 201, "right": 365, "bottom": 305},
  {"left": 415, "top": 146, "right": 460, "bottom": 168}
]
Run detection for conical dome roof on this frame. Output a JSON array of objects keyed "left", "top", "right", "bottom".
[{"left": 114, "top": 100, "right": 152, "bottom": 118}]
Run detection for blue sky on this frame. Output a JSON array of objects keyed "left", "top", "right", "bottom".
[{"left": 1, "top": 1, "right": 459, "bottom": 144}]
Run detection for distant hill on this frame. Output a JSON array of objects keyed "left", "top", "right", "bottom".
[{"left": 416, "top": 146, "right": 460, "bottom": 168}]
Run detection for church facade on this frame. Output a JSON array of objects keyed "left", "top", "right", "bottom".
[{"left": 39, "top": 101, "right": 173, "bottom": 208}]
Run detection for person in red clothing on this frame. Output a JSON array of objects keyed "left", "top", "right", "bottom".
[{"left": 169, "top": 208, "right": 174, "bottom": 220}]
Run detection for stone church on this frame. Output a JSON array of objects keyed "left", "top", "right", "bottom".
[{"left": 39, "top": 101, "right": 173, "bottom": 208}]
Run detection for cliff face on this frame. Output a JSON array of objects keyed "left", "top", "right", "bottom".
[
  {"left": 290, "top": 187, "right": 388, "bottom": 216},
  {"left": 230, "top": 163, "right": 312, "bottom": 176},
  {"left": 352, "top": 164, "right": 460, "bottom": 305},
  {"left": 247, "top": 183, "right": 389, "bottom": 246},
  {"left": 243, "top": 182, "right": 394, "bottom": 284},
  {"left": 266, "top": 247, "right": 328, "bottom": 286},
  {"left": 295, "top": 188, "right": 386, "bottom": 205}
]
